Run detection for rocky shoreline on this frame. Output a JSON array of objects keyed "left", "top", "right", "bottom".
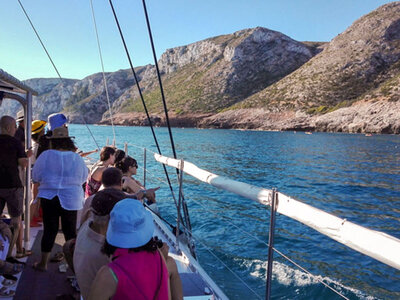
[{"left": 99, "top": 99, "right": 400, "bottom": 134}]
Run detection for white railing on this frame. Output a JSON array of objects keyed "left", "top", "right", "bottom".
[{"left": 154, "top": 153, "right": 400, "bottom": 271}]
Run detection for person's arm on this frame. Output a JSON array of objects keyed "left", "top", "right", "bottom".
[
  {"left": 167, "top": 256, "right": 183, "bottom": 300},
  {"left": 88, "top": 265, "right": 117, "bottom": 300},
  {"left": 32, "top": 152, "right": 46, "bottom": 183},
  {"left": 16, "top": 141, "right": 31, "bottom": 168},
  {"left": 79, "top": 149, "right": 99, "bottom": 157},
  {"left": 122, "top": 176, "right": 142, "bottom": 193}
]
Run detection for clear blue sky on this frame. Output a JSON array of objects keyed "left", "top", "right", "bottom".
[{"left": 0, "top": 0, "right": 394, "bottom": 80}]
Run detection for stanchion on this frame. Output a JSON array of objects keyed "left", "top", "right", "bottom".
[{"left": 266, "top": 188, "right": 277, "bottom": 299}]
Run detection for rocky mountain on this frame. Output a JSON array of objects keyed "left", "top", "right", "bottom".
[
  {"left": 1, "top": 2, "right": 399, "bottom": 134},
  {"left": 204, "top": 2, "right": 400, "bottom": 133}
]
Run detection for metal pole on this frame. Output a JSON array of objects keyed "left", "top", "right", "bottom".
[
  {"left": 143, "top": 148, "right": 147, "bottom": 187},
  {"left": 266, "top": 188, "right": 277, "bottom": 299},
  {"left": 24, "top": 92, "right": 32, "bottom": 250},
  {"left": 124, "top": 142, "right": 128, "bottom": 154},
  {"left": 175, "top": 159, "right": 184, "bottom": 251}
]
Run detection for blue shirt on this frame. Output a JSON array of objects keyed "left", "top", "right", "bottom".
[{"left": 32, "top": 150, "right": 89, "bottom": 210}]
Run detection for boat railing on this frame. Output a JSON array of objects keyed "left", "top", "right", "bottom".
[
  {"left": 120, "top": 143, "right": 399, "bottom": 299},
  {"left": 152, "top": 152, "right": 400, "bottom": 272}
]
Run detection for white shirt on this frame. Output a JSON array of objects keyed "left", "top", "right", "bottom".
[{"left": 32, "top": 150, "right": 89, "bottom": 210}]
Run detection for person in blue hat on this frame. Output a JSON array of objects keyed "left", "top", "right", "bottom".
[
  {"left": 47, "top": 113, "right": 67, "bottom": 131},
  {"left": 88, "top": 199, "right": 171, "bottom": 300},
  {"left": 36, "top": 113, "right": 68, "bottom": 159}
]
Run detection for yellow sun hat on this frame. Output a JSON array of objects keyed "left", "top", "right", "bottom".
[{"left": 31, "top": 120, "right": 47, "bottom": 135}]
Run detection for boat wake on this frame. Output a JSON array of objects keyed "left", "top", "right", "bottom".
[{"left": 236, "top": 258, "right": 376, "bottom": 300}]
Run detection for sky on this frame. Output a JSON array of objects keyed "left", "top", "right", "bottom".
[{"left": 0, "top": 0, "right": 395, "bottom": 80}]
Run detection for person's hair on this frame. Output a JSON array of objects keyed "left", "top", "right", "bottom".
[
  {"left": 101, "top": 167, "right": 123, "bottom": 187},
  {"left": 115, "top": 156, "right": 137, "bottom": 173},
  {"left": 100, "top": 146, "right": 116, "bottom": 162},
  {"left": 49, "top": 138, "right": 77, "bottom": 151},
  {"left": 102, "top": 236, "right": 163, "bottom": 257},
  {"left": 114, "top": 149, "right": 126, "bottom": 165}
]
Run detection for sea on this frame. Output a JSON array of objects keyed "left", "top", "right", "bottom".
[{"left": 69, "top": 124, "right": 400, "bottom": 300}]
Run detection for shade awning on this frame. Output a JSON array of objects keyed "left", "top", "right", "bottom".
[{"left": 0, "top": 68, "right": 38, "bottom": 96}]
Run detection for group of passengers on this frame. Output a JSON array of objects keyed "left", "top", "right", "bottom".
[{"left": 0, "top": 111, "right": 183, "bottom": 299}]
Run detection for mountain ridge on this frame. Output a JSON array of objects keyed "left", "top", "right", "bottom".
[{"left": 1, "top": 2, "right": 399, "bottom": 134}]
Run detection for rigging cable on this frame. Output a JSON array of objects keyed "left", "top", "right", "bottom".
[
  {"left": 89, "top": 0, "right": 117, "bottom": 144},
  {"left": 141, "top": 0, "right": 177, "bottom": 160},
  {"left": 129, "top": 145, "right": 350, "bottom": 300},
  {"left": 17, "top": 0, "right": 62, "bottom": 81},
  {"left": 107, "top": 0, "right": 182, "bottom": 219},
  {"left": 17, "top": 0, "right": 101, "bottom": 149},
  {"left": 189, "top": 197, "right": 351, "bottom": 300},
  {"left": 141, "top": 0, "right": 195, "bottom": 252}
]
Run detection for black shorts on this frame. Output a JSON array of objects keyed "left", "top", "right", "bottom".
[{"left": 0, "top": 188, "right": 24, "bottom": 217}]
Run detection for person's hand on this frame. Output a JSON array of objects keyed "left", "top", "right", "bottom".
[
  {"left": 26, "top": 148, "right": 33, "bottom": 158},
  {"left": 136, "top": 187, "right": 159, "bottom": 201},
  {"left": 0, "top": 239, "right": 4, "bottom": 251},
  {"left": 145, "top": 187, "right": 159, "bottom": 204}
]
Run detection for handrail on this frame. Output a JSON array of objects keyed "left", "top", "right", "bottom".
[{"left": 154, "top": 153, "right": 400, "bottom": 271}]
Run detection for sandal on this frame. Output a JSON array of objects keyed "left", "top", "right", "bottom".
[
  {"left": 6, "top": 257, "right": 26, "bottom": 265},
  {"left": 0, "top": 286, "right": 15, "bottom": 298},
  {"left": 32, "top": 262, "right": 46, "bottom": 272},
  {"left": 16, "top": 248, "right": 32, "bottom": 258},
  {"left": 50, "top": 252, "right": 64, "bottom": 263},
  {"left": 2, "top": 275, "right": 17, "bottom": 281},
  {"left": 1, "top": 278, "right": 16, "bottom": 287},
  {"left": 0, "top": 261, "right": 23, "bottom": 275}
]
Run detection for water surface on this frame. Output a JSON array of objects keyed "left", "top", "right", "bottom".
[{"left": 70, "top": 125, "right": 400, "bottom": 299}]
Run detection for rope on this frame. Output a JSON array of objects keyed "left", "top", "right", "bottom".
[
  {"left": 17, "top": 0, "right": 101, "bottom": 150},
  {"left": 190, "top": 197, "right": 350, "bottom": 300},
  {"left": 108, "top": 0, "right": 183, "bottom": 222},
  {"left": 89, "top": 0, "right": 117, "bottom": 144},
  {"left": 125, "top": 142, "right": 349, "bottom": 298},
  {"left": 141, "top": 0, "right": 177, "bottom": 161},
  {"left": 188, "top": 231, "right": 263, "bottom": 299},
  {"left": 140, "top": 1, "right": 194, "bottom": 242},
  {"left": 272, "top": 247, "right": 350, "bottom": 300},
  {"left": 17, "top": 0, "right": 63, "bottom": 81},
  {"left": 80, "top": 116, "right": 101, "bottom": 151}
]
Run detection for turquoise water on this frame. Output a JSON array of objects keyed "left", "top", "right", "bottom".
[{"left": 70, "top": 124, "right": 400, "bottom": 299}]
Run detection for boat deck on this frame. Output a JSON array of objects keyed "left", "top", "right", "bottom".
[{"left": 7, "top": 212, "right": 223, "bottom": 300}]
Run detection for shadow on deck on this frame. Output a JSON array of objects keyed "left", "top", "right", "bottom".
[{"left": 14, "top": 231, "right": 79, "bottom": 300}]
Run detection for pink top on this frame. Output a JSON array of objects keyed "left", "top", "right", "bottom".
[
  {"left": 85, "top": 175, "right": 101, "bottom": 198},
  {"left": 109, "top": 248, "right": 169, "bottom": 300}
]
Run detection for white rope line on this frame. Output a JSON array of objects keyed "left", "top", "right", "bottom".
[
  {"left": 126, "top": 142, "right": 349, "bottom": 299},
  {"left": 89, "top": 0, "right": 117, "bottom": 144},
  {"left": 189, "top": 197, "right": 350, "bottom": 300},
  {"left": 144, "top": 169, "right": 179, "bottom": 186},
  {"left": 126, "top": 143, "right": 146, "bottom": 151},
  {"left": 188, "top": 232, "right": 263, "bottom": 300},
  {"left": 271, "top": 247, "right": 350, "bottom": 300}
]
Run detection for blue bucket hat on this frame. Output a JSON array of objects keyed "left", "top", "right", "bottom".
[
  {"left": 48, "top": 113, "right": 67, "bottom": 131},
  {"left": 106, "top": 198, "right": 154, "bottom": 248}
]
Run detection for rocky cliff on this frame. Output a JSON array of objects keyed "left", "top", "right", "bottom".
[
  {"left": 1, "top": 2, "right": 399, "bottom": 134},
  {"left": 204, "top": 2, "right": 400, "bottom": 133}
]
